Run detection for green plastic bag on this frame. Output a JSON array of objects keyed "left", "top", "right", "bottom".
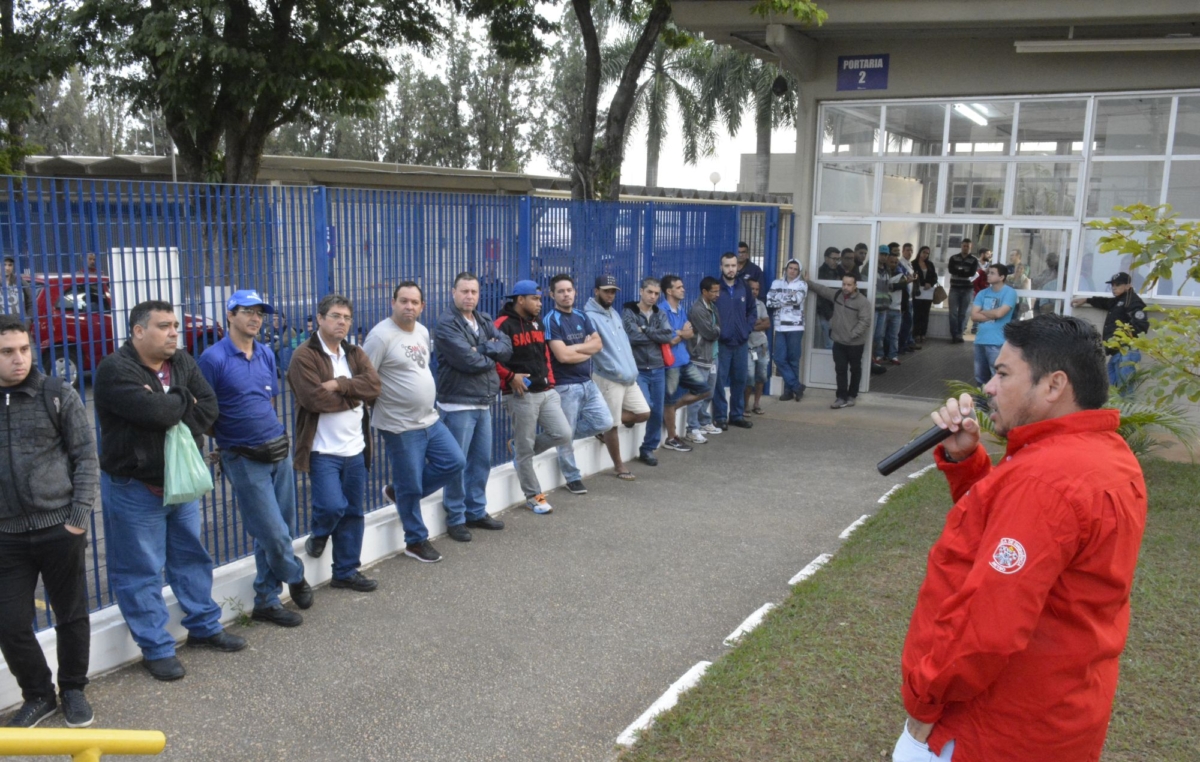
[{"left": 163, "top": 422, "right": 214, "bottom": 505}]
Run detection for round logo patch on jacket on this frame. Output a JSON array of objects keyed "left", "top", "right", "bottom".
[{"left": 989, "top": 538, "right": 1027, "bottom": 574}]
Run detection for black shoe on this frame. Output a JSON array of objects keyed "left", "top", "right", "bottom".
[
  {"left": 405, "top": 540, "right": 442, "bottom": 563},
  {"left": 142, "top": 655, "right": 186, "bottom": 681},
  {"left": 716, "top": 420, "right": 729, "bottom": 431},
  {"left": 5, "top": 696, "right": 57, "bottom": 727},
  {"left": 60, "top": 689, "right": 93, "bottom": 728},
  {"left": 779, "top": 390, "right": 794, "bottom": 402},
  {"left": 187, "top": 629, "right": 247, "bottom": 652},
  {"left": 447, "top": 524, "right": 472, "bottom": 542},
  {"left": 289, "top": 579, "right": 313, "bottom": 610},
  {"left": 565, "top": 479, "right": 588, "bottom": 494},
  {"left": 794, "top": 386, "right": 806, "bottom": 400},
  {"left": 465, "top": 515, "right": 505, "bottom": 530},
  {"left": 730, "top": 418, "right": 753, "bottom": 429},
  {"left": 305, "top": 534, "right": 328, "bottom": 558},
  {"left": 331, "top": 572, "right": 378, "bottom": 592},
  {"left": 638, "top": 452, "right": 658, "bottom": 466},
  {"left": 251, "top": 605, "right": 303, "bottom": 627}
]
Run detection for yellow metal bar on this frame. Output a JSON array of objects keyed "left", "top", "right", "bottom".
[{"left": 0, "top": 729, "right": 165, "bottom": 759}]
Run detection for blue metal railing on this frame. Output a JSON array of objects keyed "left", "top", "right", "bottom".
[{"left": 0, "top": 175, "right": 792, "bottom": 629}]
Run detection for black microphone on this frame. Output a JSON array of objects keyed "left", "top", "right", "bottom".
[{"left": 877, "top": 397, "right": 988, "bottom": 476}]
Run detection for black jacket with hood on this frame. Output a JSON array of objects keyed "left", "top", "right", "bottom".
[{"left": 493, "top": 301, "right": 554, "bottom": 393}]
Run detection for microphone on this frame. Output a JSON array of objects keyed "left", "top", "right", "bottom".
[{"left": 876, "top": 396, "right": 988, "bottom": 476}]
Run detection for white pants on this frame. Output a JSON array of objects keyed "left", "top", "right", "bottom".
[{"left": 892, "top": 724, "right": 955, "bottom": 762}]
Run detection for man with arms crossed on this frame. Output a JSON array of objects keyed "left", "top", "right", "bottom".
[
  {"left": 288, "top": 294, "right": 382, "bottom": 592},
  {"left": 0, "top": 314, "right": 98, "bottom": 726},
  {"left": 895, "top": 314, "right": 1147, "bottom": 762},
  {"left": 200, "top": 291, "right": 313, "bottom": 626},
  {"left": 98, "top": 301, "right": 244, "bottom": 683},
  {"left": 544, "top": 274, "right": 612, "bottom": 494},
  {"left": 432, "top": 272, "right": 510, "bottom": 538},
  {"left": 622, "top": 278, "right": 676, "bottom": 466},
  {"left": 365, "top": 282, "right": 465, "bottom": 561},
  {"left": 970, "top": 263, "right": 1017, "bottom": 386}
]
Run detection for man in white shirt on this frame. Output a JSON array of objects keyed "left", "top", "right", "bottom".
[
  {"left": 363, "top": 282, "right": 465, "bottom": 564},
  {"left": 287, "top": 294, "right": 381, "bottom": 592}
]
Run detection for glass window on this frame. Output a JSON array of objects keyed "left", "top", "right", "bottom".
[
  {"left": 1086, "top": 161, "right": 1164, "bottom": 216},
  {"left": 814, "top": 222, "right": 872, "bottom": 285},
  {"left": 881, "top": 163, "right": 939, "bottom": 214},
  {"left": 1013, "top": 162, "right": 1079, "bottom": 216},
  {"left": 947, "top": 102, "right": 1014, "bottom": 155},
  {"left": 822, "top": 105, "right": 881, "bottom": 157},
  {"left": 883, "top": 104, "right": 945, "bottom": 157},
  {"left": 1167, "top": 160, "right": 1200, "bottom": 218},
  {"left": 1079, "top": 228, "right": 1152, "bottom": 294},
  {"left": 1093, "top": 97, "right": 1171, "bottom": 156},
  {"left": 1173, "top": 97, "right": 1200, "bottom": 155},
  {"left": 945, "top": 163, "right": 1006, "bottom": 215},
  {"left": 818, "top": 162, "right": 876, "bottom": 214},
  {"left": 1016, "top": 100, "right": 1087, "bottom": 156},
  {"left": 1007, "top": 228, "right": 1071, "bottom": 295}
]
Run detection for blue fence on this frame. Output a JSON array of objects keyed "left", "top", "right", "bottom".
[{"left": 0, "top": 175, "right": 792, "bottom": 628}]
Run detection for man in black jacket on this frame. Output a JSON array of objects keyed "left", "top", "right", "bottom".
[
  {"left": 622, "top": 278, "right": 675, "bottom": 466},
  {"left": 1072, "top": 272, "right": 1150, "bottom": 392},
  {"left": 95, "top": 300, "right": 244, "bottom": 683},
  {"left": 946, "top": 239, "right": 981, "bottom": 343},
  {"left": 0, "top": 315, "right": 97, "bottom": 728},
  {"left": 433, "top": 272, "right": 511, "bottom": 541}
]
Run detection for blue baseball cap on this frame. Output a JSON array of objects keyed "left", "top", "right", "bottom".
[
  {"left": 508, "top": 280, "right": 541, "bottom": 297},
  {"left": 226, "top": 289, "right": 275, "bottom": 314},
  {"left": 879, "top": 245, "right": 891, "bottom": 255}
]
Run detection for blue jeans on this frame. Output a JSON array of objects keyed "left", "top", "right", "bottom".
[
  {"left": 974, "top": 343, "right": 1003, "bottom": 387},
  {"left": 636, "top": 367, "right": 666, "bottom": 455},
  {"left": 555, "top": 382, "right": 614, "bottom": 483},
  {"left": 873, "top": 310, "right": 902, "bottom": 360},
  {"left": 714, "top": 342, "right": 749, "bottom": 422},
  {"left": 899, "top": 301, "right": 914, "bottom": 349},
  {"left": 440, "top": 409, "right": 493, "bottom": 526},
  {"left": 948, "top": 287, "right": 973, "bottom": 340},
  {"left": 101, "top": 473, "right": 223, "bottom": 660},
  {"left": 381, "top": 422, "right": 465, "bottom": 545},
  {"left": 772, "top": 330, "right": 804, "bottom": 394},
  {"left": 308, "top": 452, "right": 366, "bottom": 581},
  {"left": 667, "top": 362, "right": 711, "bottom": 405},
  {"left": 219, "top": 451, "right": 305, "bottom": 609},
  {"left": 687, "top": 364, "right": 718, "bottom": 430},
  {"left": 1108, "top": 350, "right": 1141, "bottom": 392}
]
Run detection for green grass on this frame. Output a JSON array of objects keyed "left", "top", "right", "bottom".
[{"left": 619, "top": 460, "right": 1200, "bottom": 762}]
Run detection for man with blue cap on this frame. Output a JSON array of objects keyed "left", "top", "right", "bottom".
[{"left": 199, "top": 289, "right": 313, "bottom": 627}]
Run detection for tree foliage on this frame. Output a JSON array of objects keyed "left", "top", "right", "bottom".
[
  {"left": 0, "top": 0, "right": 77, "bottom": 172},
  {"left": 1088, "top": 203, "right": 1200, "bottom": 404},
  {"left": 28, "top": 67, "right": 172, "bottom": 156},
  {"left": 73, "top": 0, "right": 552, "bottom": 184}
]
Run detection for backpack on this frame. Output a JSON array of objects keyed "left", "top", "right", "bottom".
[{"left": 42, "top": 375, "right": 66, "bottom": 437}]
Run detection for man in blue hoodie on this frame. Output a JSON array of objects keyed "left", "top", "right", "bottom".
[
  {"left": 714, "top": 252, "right": 756, "bottom": 429},
  {"left": 584, "top": 275, "right": 649, "bottom": 481}
]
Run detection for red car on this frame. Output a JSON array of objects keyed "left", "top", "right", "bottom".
[{"left": 29, "top": 273, "right": 223, "bottom": 383}]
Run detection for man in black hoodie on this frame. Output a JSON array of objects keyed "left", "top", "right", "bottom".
[
  {"left": 494, "top": 280, "right": 571, "bottom": 514},
  {"left": 94, "top": 300, "right": 244, "bottom": 684},
  {"left": 1072, "top": 272, "right": 1149, "bottom": 393},
  {"left": 622, "top": 278, "right": 675, "bottom": 466}
]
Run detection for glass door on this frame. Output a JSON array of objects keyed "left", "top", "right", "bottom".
[
  {"left": 1001, "top": 227, "right": 1075, "bottom": 320},
  {"left": 805, "top": 221, "right": 873, "bottom": 391}
]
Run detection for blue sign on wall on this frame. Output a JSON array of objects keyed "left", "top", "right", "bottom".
[{"left": 837, "top": 54, "right": 889, "bottom": 91}]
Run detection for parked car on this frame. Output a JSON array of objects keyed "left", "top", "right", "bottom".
[{"left": 28, "top": 273, "right": 223, "bottom": 383}]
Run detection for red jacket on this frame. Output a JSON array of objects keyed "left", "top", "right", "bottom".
[{"left": 901, "top": 408, "right": 1146, "bottom": 761}]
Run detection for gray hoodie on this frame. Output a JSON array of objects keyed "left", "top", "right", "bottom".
[{"left": 686, "top": 296, "right": 721, "bottom": 367}]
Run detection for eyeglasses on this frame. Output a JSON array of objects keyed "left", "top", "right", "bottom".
[
  {"left": 325, "top": 313, "right": 352, "bottom": 323},
  {"left": 239, "top": 309, "right": 265, "bottom": 318}
]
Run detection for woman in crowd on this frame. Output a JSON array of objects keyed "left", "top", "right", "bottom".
[{"left": 911, "top": 246, "right": 939, "bottom": 347}]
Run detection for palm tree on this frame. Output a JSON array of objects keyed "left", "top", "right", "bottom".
[
  {"left": 601, "top": 36, "right": 714, "bottom": 189},
  {"left": 698, "top": 48, "right": 799, "bottom": 194}
]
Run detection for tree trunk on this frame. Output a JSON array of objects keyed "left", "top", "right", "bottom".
[
  {"left": 594, "top": 0, "right": 672, "bottom": 201},
  {"left": 645, "top": 134, "right": 659, "bottom": 189},
  {"left": 754, "top": 93, "right": 772, "bottom": 195},
  {"left": 569, "top": 0, "right": 602, "bottom": 200}
]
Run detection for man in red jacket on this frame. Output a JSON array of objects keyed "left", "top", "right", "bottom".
[{"left": 895, "top": 314, "right": 1147, "bottom": 762}]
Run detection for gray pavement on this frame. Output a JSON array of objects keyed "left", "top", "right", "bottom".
[{"left": 23, "top": 389, "right": 940, "bottom": 762}]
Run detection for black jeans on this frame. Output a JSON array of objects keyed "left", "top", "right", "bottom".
[
  {"left": 832, "top": 342, "right": 865, "bottom": 400},
  {"left": 0, "top": 524, "right": 91, "bottom": 700},
  {"left": 913, "top": 299, "right": 934, "bottom": 339}
]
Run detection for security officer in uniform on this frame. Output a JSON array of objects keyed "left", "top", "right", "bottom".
[{"left": 1072, "top": 272, "right": 1149, "bottom": 391}]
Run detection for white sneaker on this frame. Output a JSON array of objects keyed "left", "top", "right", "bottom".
[
  {"left": 686, "top": 429, "right": 708, "bottom": 444},
  {"left": 701, "top": 423, "right": 723, "bottom": 435}
]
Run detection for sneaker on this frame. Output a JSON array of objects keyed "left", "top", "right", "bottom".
[
  {"left": 60, "top": 689, "right": 93, "bottom": 728},
  {"left": 404, "top": 540, "right": 443, "bottom": 562},
  {"left": 831, "top": 398, "right": 847, "bottom": 409},
  {"left": 888, "top": 357, "right": 902, "bottom": 366},
  {"left": 251, "top": 605, "right": 303, "bottom": 628},
  {"left": 186, "top": 629, "right": 247, "bottom": 652},
  {"left": 5, "top": 696, "right": 57, "bottom": 727},
  {"left": 663, "top": 437, "right": 693, "bottom": 452},
  {"left": 701, "top": 423, "right": 723, "bottom": 435},
  {"left": 565, "top": 480, "right": 588, "bottom": 494},
  {"left": 465, "top": 515, "right": 505, "bottom": 530},
  {"left": 330, "top": 572, "right": 378, "bottom": 592},
  {"left": 447, "top": 524, "right": 472, "bottom": 542},
  {"left": 382, "top": 484, "right": 395, "bottom": 506},
  {"left": 686, "top": 428, "right": 708, "bottom": 444},
  {"left": 525, "top": 494, "right": 553, "bottom": 514},
  {"left": 844, "top": 397, "right": 856, "bottom": 407}
]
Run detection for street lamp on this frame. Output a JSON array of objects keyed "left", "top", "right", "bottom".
[{"left": 709, "top": 172, "right": 721, "bottom": 192}]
